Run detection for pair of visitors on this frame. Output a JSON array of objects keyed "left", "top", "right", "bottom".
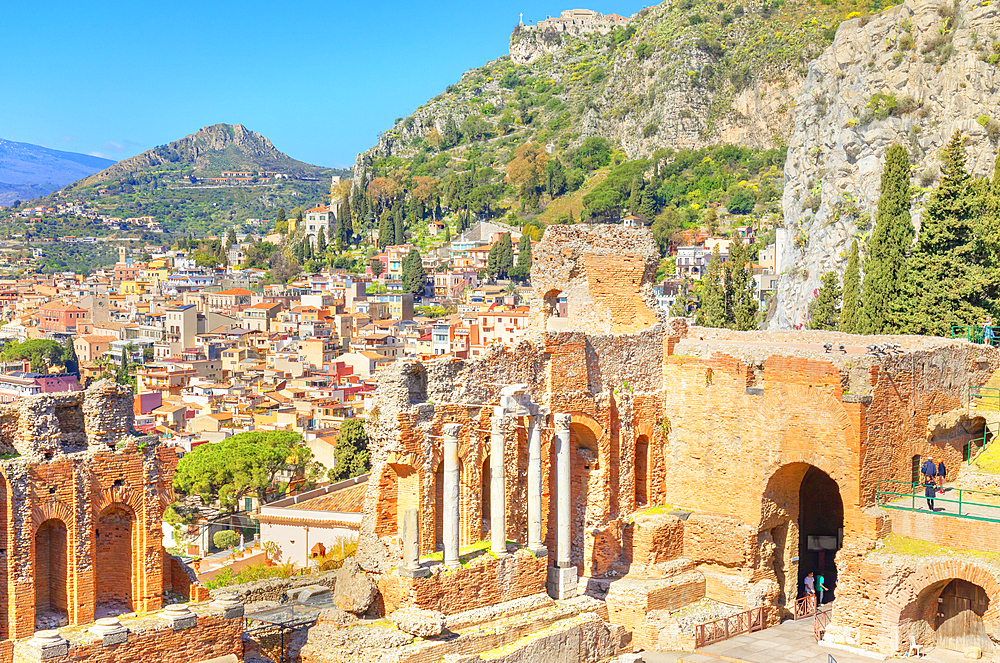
[
  {"left": 804, "top": 572, "right": 830, "bottom": 604},
  {"left": 920, "top": 455, "right": 937, "bottom": 483}
]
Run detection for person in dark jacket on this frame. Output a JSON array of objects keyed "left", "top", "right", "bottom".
[
  {"left": 924, "top": 477, "right": 937, "bottom": 510},
  {"left": 936, "top": 458, "right": 947, "bottom": 494},
  {"left": 921, "top": 456, "right": 937, "bottom": 483}
]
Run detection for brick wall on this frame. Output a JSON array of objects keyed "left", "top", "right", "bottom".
[
  {"left": 11, "top": 613, "right": 242, "bottom": 663},
  {"left": 887, "top": 509, "right": 1000, "bottom": 553}
]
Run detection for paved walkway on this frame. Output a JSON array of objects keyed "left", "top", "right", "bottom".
[
  {"left": 665, "top": 613, "right": 971, "bottom": 663},
  {"left": 883, "top": 484, "right": 1000, "bottom": 521}
]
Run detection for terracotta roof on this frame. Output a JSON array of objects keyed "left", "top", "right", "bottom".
[
  {"left": 294, "top": 481, "right": 368, "bottom": 513},
  {"left": 215, "top": 288, "right": 253, "bottom": 296}
]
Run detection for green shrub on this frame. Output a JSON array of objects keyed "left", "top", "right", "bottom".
[
  {"left": 643, "top": 122, "right": 659, "bottom": 138},
  {"left": 214, "top": 530, "right": 239, "bottom": 550}
]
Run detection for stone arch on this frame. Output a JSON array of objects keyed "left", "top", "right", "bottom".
[
  {"left": 32, "top": 499, "right": 73, "bottom": 533},
  {"left": 884, "top": 559, "right": 1000, "bottom": 655},
  {"left": 93, "top": 485, "right": 144, "bottom": 518},
  {"left": 34, "top": 518, "right": 69, "bottom": 628},
  {"left": 759, "top": 461, "right": 845, "bottom": 608},
  {"left": 569, "top": 412, "right": 605, "bottom": 574},
  {"left": 95, "top": 503, "right": 137, "bottom": 614}
]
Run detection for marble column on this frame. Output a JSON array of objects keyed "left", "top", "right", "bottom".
[
  {"left": 400, "top": 507, "right": 428, "bottom": 578},
  {"left": 443, "top": 423, "right": 461, "bottom": 568},
  {"left": 490, "top": 410, "right": 507, "bottom": 556},
  {"left": 527, "top": 410, "right": 547, "bottom": 556},
  {"left": 554, "top": 413, "right": 572, "bottom": 568}
]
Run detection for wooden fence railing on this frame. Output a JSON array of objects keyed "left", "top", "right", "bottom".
[
  {"left": 794, "top": 595, "right": 817, "bottom": 619},
  {"left": 694, "top": 606, "right": 770, "bottom": 648}
]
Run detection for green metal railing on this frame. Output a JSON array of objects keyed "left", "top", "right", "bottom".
[
  {"left": 952, "top": 325, "right": 998, "bottom": 345},
  {"left": 969, "top": 386, "right": 1000, "bottom": 410},
  {"left": 876, "top": 479, "right": 1000, "bottom": 523}
]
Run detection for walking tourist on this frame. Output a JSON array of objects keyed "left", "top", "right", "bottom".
[
  {"left": 936, "top": 458, "right": 947, "bottom": 494},
  {"left": 985, "top": 316, "right": 995, "bottom": 345},
  {"left": 804, "top": 572, "right": 816, "bottom": 601},
  {"left": 921, "top": 455, "right": 937, "bottom": 483},
  {"left": 817, "top": 573, "right": 829, "bottom": 604},
  {"left": 924, "top": 477, "right": 936, "bottom": 510}
]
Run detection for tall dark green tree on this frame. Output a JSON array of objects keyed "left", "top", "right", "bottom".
[
  {"left": 511, "top": 232, "right": 533, "bottom": 281},
  {"left": 337, "top": 204, "right": 352, "bottom": 249},
  {"left": 487, "top": 233, "right": 514, "bottom": 280},
  {"left": 724, "top": 240, "right": 758, "bottom": 330},
  {"left": 808, "top": 271, "right": 842, "bottom": 330},
  {"left": 444, "top": 223, "right": 451, "bottom": 243},
  {"left": 378, "top": 211, "right": 394, "bottom": 249},
  {"left": 316, "top": 227, "right": 327, "bottom": 254},
  {"left": 697, "top": 245, "right": 726, "bottom": 327},
  {"left": 402, "top": 248, "right": 426, "bottom": 295},
  {"left": 858, "top": 145, "right": 913, "bottom": 333},
  {"left": 393, "top": 203, "right": 405, "bottom": 245},
  {"left": 902, "top": 132, "right": 987, "bottom": 335},
  {"left": 328, "top": 419, "right": 370, "bottom": 482},
  {"left": 839, "top": 239, "right": 862, "bottom": 333},
  {"left": 226, "top": 228, "right": 238, "bottom": 251}
]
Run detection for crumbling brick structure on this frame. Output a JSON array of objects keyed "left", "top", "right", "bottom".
[
  {"left": 358, "top": 225, "right": 1000, "bottom": 658},
  {"left": 0, "top": 380, "right": 180, "bottom": 643}
]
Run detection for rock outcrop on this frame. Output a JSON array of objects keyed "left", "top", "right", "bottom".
[{"left": 772, "top": 0, "right": 1000, "bottom": 328}]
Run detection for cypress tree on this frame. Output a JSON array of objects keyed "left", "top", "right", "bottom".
[
  {"left": 394, "top": 204, "right": 405, "bottom": 245},
  {"left": 902, "top": 132, "right": 987, "bottom": 335},
  {"left": 808, "top": 271, "right": 842, "bottom": 330},
  {"left": 858, "top": 145, "right": 913, "bottom": 334},
  {"left": 724, "top": 240, "right": 758, "bottom": 330},
  {"left": 444, "top": 223, "right": 451, "bottom": 243},
  {"left": 316, "top": 227, "right": 327, "bottom": 254},
  {"left": 338, "top": 203, "right": 352, "bottom": 248},
  {"left": 378, "top": 211, "right": 393, "bottom": 249},
  {"left": 697, "top": 245, "right": 726, "bottom": 327},
  {"left": 512, "top": 232, "right": 532, "bottom": 281},
  {"left": 402, "top": 248, "right": 426, "bottom": 295},
  {"left": 839, "top": 239, "right": 861, "bottom": 333},
  {"left": 628, "top": 177, "right": 641, "bottom": 214}
]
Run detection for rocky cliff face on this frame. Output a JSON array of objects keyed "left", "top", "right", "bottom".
[{"left": 772, "top": 0, "right": 1000, "bottom": 328}]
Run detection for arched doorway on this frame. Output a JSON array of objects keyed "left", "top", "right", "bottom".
[
  {"left": 570, "top": 421, "right": 602, "bottom": 572},
  {"left": 936, "top": 579, "right": 993, "bottom": 654},
  {"left": 96, "top": 504, "right": 135, "bottom": 615},
  {"left": 761, "top": 463, "right": 843, "bottom": 607},
  {"left": 543, "top": 289, "right": 569, "bottom": 330},
  {"left": 34, "top": 519, "right": 68, "bottom": 629},
  {"left": 635, "top": 435, "right": 649, "bottom": 508},
  {"left": 481, "top": 455, "right": 491, "bottom": 538},
  {"left": 434, "top": 462, "right": 444, "bottom": 550}
]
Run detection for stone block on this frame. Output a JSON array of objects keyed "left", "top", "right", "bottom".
[
  {"left": 23, "top": 631, "right": 69, "bottom": 660},
  {"left": 160, "top": 603, "right": 197, "bottom": 630},
  {"left": 212, "top": 592, "right": 245, "bottom": 620},
  {"left": 390, "top": 606, "right": 446, "bottom": 637},
  {"left": 547, "top": 566, "right": 578, "bottom": 600},
  {"left": 89, "top": 617, "right": 128, "bottom": 647}
]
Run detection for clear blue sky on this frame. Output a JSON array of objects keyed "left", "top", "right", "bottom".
[{"left": 1, "top": 0, "right": 651, "bottom": 169}]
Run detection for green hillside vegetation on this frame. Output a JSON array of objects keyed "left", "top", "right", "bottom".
[{"left": 352, "top": 0, "right": 882, "bottom": 260}]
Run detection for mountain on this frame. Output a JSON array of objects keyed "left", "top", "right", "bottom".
[
  {"left": 771, "top": 0, "right": 1000, "bottom": 328},
  {"left": 75, "top": 123, "right": 326, "bottom": 187},
  {"left": 0, "top": 139, "right": 114, "bottom": 205},
  {"left": 5, "top": 124, "right": 348, "bottom": 238}
]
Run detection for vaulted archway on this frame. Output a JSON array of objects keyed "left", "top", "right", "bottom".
[
  {"left": 34, "top": 518, "right": 68, "bottom": 629},
  {"left": 96, "top": 503, "right": 137, "bottom": 616}
]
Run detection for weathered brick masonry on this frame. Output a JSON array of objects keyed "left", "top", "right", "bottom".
[{"left": 356, "top": 225, "right": 1000, "bottom": 657}]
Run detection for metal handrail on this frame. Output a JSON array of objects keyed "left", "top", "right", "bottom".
[
  {"left": 814, "top": 607, "right": 832, "bottom": 643},
  {"left": 694, "top": 606, "right": 769, "bottom": 648},
  {"left": 969, "top": 386, "right": 1000, "bottom": 409},
  {"left": 876, "top": 479, "right": 1000, "bottom": 523}
]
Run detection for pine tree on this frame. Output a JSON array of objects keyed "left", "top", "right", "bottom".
[
  {"left": 697, "top": 245, "right": 726, "bottom": 327},
  {"left": 902, "top": 132, "right": 988, "bottom": 334},
  {"left": 402, "top": 248, "right": 426, "bottom": 295},
  {"left": 724, "top": 240, "right": 758, "bottom": 330},
  {"left": 394, "top": 204, "right": 405, "bottom": 245},
  {"left": 316, "top": 227, "right": 327, "bottom": 254},
  {"left": 858, "top": 145, "right": 913, "bottom": 334},
  {"left": 839, "top": 239, "right": 861, "bottom": 333},
  {"left": 808, "top": 271, "right": 842, "bottom": 330}
]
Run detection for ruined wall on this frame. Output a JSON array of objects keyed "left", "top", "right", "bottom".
[
  {"left": 0, "top": 381, "right": 178, "bottom": 640},
  {"left": 527, "top": 225, "right": 662, "bottom": 335}
]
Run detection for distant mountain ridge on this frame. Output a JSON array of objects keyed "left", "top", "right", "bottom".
[
  {"left": 75, "top": 123, "right": 326, "bottom": 187},
  {"left": 0, "top": 139, "right": 114, "bottom": 204}
]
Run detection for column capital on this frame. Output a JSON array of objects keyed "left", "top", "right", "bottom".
[
  {"left": 442, "top": 422, "right": 462, "bottom": 438},
  {"left": 554, "top": 413, "right": 571, "bottom": 430}
]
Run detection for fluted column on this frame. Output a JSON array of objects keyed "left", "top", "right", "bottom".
[
  {"left": 554, "top": 413, "right": 572, "bottom": 568},
  {"left": 527, "top": 410, "right": 546, "bottom": 556}
]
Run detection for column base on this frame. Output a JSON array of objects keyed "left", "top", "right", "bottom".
[
  {"left": 444, "top": 560, "right": 462, "bottom": 570},
  {"left": 400, "top": 566, "right": 431, "bottom": 578},
  {"left": 528, "top": 545, "right": 548, "bottom": 558},
  {"left": 547, "top": 566, "right": 578, "bottom": 600}
]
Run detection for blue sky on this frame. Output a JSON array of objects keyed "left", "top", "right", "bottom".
[{"left": 1, "top": 1, "right": 651, "bottom": 168}]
